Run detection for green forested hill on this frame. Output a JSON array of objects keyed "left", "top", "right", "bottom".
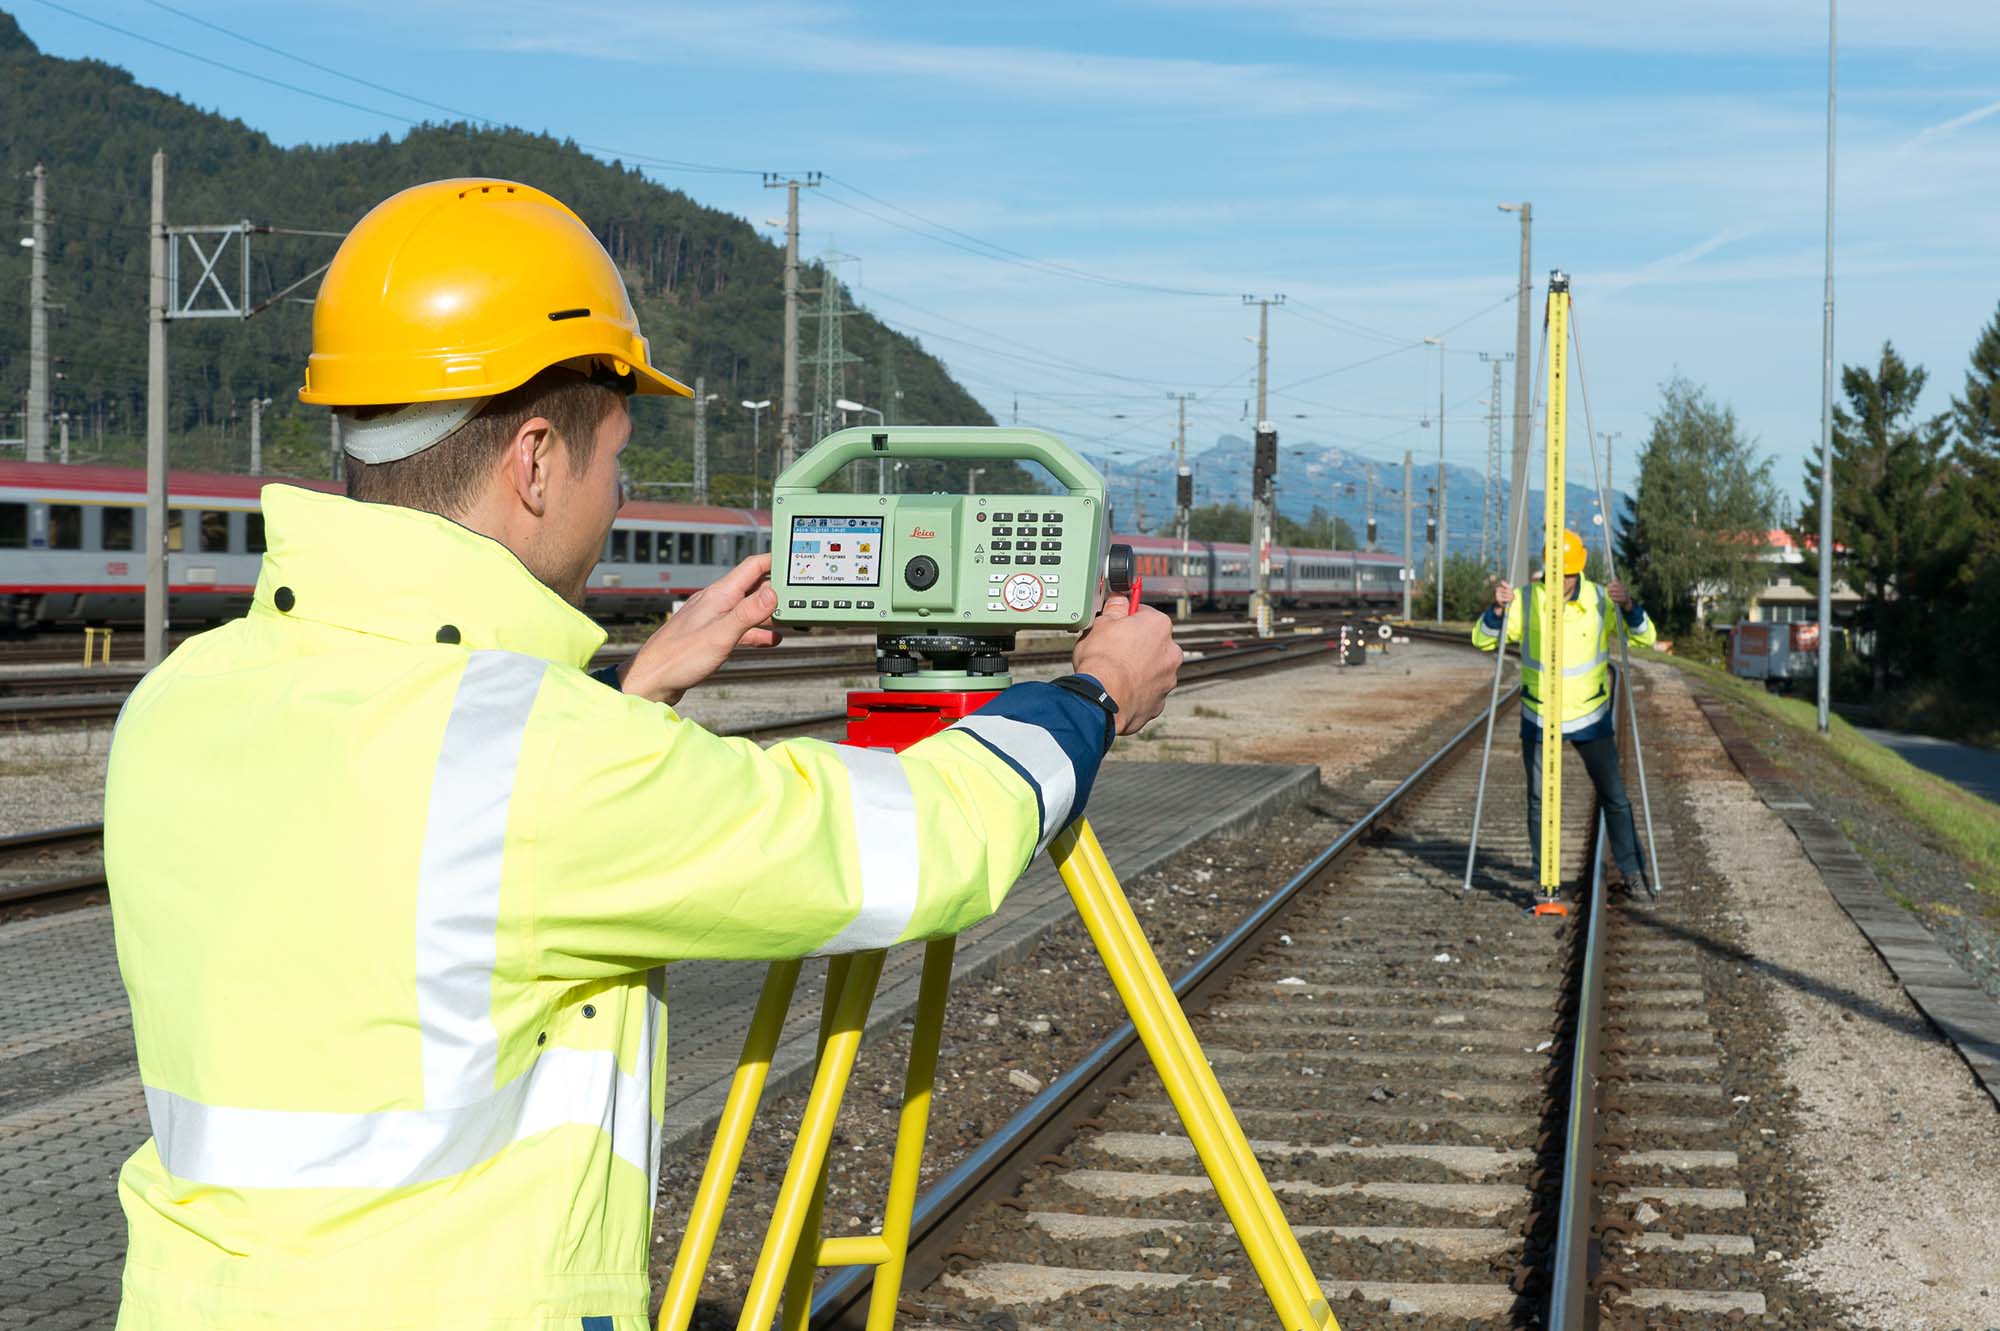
[{"left": 0, "top": 11, "right": 993, "bottom": 500}]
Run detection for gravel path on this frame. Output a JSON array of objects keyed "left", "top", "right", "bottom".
[
  {"left": 0, "top": 726, "right": 115, "bottom": 836},
  {"left": 1644, "top": 663, "right": 2000, "bottom": 1330},
  {"left": 1709, "top": 692, "right": 2000, "bottom": 1008}
]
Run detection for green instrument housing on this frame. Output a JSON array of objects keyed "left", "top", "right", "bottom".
[{"left": 769, "top": 427, "right": 1107, "bottom": 648}]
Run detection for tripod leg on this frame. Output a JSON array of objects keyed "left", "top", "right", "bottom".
[
  {"left": 1053, "top": 821, "right": 1336, "bottom": 1331},
  {"left": 657, "top": 960, "right": 803, "bottom": 1331},
  {"left": 862, "top": 937, "right": 957, "bottom": 1331},
  {"left": 736, "top": 950, "right": 887, "bottom": 1331},
  {"left": 1620, "top": 643, "right": 1664, "bottom": 896}
]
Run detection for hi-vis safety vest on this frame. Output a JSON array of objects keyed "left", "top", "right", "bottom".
[
  {"left": 106, "top": 485, "right": 1107, "bottom": 1331},
  {"left": 1470, "top": 579, "right": 1657, "bottom": 735}
]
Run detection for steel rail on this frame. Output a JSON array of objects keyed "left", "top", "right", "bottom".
[
  {"left": 809, "top": 684, "right": 1523, "bottom": 1329},
  {"left": 1546, "top": 671, "right": 1624, "bottom": 1329}
]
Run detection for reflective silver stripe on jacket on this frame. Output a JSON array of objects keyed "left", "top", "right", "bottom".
[
  {"left": 950, "top": 713, "right": 1079, "bottom": 851},
  {"left": 144, "top": 1041, "right": 655, "bottom": 1190},
  {"left": 815, "top": 745, "right": 921, "bottom": 954},
  {"left": 415, "top": 651, "right": 546, "bottom": 1108},
  {"left": 1520, "top": 697, "right": 1613, "bottom": 735}
]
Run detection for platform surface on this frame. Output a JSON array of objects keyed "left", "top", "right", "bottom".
[{"left": 0, "top": 758, "right": 1315, "bottom": 1329}]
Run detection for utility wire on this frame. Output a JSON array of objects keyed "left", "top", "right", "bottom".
[{"left": 819, "top": 176, "right": 1240, "bottom": 299}]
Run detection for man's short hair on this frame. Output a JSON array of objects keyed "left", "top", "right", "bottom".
[{"left": 344, "top": 366, "right": 623, "bottom": 515}]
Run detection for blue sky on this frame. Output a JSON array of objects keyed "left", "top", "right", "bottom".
[{"left": 19, "top": 0, "right": 2000, "bottom": 512}]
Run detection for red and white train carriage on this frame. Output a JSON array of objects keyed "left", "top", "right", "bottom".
[{"left": 0, "top": 461, "right": 1406, "bottom": 629}]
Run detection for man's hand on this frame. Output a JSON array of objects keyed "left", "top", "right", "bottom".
[
  {"left": 619, "top": 554, "right": 781, "bottom": 705},
  {"left": 1607, "top": 578, "right": 1634, "bottom": 611},
  {"left": 1493, "top": 580, "right": 1514, "bottom": 610},
  {"left": 1072, "top": 595, "right": 1181, "bottom": 736}
]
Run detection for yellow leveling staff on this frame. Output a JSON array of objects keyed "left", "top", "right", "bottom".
[{"left": 1540, "top": 274, "right": 1571, "bottom": 896}]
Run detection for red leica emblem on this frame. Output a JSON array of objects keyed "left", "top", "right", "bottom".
[{"left": 908, "top": 525, "right": 936, "bottom": 539}]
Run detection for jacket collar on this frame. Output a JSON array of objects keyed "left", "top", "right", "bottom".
[{"left": 251, "top": 485, "right": 608, "bottom": 666}]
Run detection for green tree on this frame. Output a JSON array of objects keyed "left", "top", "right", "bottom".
[
  {"left": 1802, "top": 342, "right": 1969, "bottom": 702},
  {"left": 1616, "top": 376, "right": 1774, "bottom": 634},
  {"left": 1413, "top": 552, "right": 1496, "bottom": 622},
  {"left": 1185, "top": 503, "right": 1355, "bottom": 548}
]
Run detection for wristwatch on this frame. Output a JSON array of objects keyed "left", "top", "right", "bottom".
[{"left": 1050, "top": 673, "right": 1119, "bottom": 748}]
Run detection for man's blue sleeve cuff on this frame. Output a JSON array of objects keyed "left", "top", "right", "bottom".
[
  {"left": 1624, "top": 603, "right": 1648, "bottom": 629},
  {"left": 1481, "top": 606, "right": 1506, "bottom": 632},
  {"left": 946, "top": 679, "right": 1111, "bottom": 846},
  {"left": 589, "top": 663, "right": 624, "bottom": 691}
]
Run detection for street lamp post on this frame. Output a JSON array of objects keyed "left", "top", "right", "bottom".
[
  {"left": 1816, "top": 0, "right": 1838, "bottom": 734},
  {"left": 1424, "top": 335, "right": 1446, "bottom": 624},
  {"left": 835, "top": 398, "right": 886, "bottom": 488},
  {"left": 742, "top": 398, "right": 771, "bottom": 509},
  {"left": 968, "top": 468, "right": 986, "bottom": 496}
]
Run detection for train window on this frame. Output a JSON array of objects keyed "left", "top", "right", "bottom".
[
  {"left": 195, "top": 510, "right": 227, "bottom": 553},
  {"left": 632, "top": 530, "right": 652, "bottom": 563},
  {"left": 734, "top": 534, "right": 751, "bottom": 562},
  {"left": 677, "top": 531, "right": 696, "bottom": 563},
  {"left": 698, "top": 534, "right": 715, "bottom": 564},
  {"left": 48, "top": 504, "right": 83, "bottom": 550},
  {"left": 163, "top": 511, "right": 186, "bottom": 552},
  {"left": 103, "top": 507, "right": 136, "bottom": 551},
  {"left": 656, "top": 531, "right": 674, "bottom": 565},
  {"left": 245, "top": 514, "right": 266, "bottom": 554},
  {"left": 0, "top": 503, "right": 24, "bottom": 549},
  {"left": 610, "top": 530, "right": 631, "bottom": 562}
]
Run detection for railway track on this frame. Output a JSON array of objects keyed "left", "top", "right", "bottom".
[
  {"left": 0, "top": 621, "right": 1367, "bottom": 725},
  {"left": 806, "top": 669, "right": 1770, "bottom": 1329},
  {"left": 0, "top": 628, "right": 1365, "bottom": 913}
]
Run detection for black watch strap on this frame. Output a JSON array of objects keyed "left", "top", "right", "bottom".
[{"left": 1050, "top": 673, "right": 1119, "bottom": 748}]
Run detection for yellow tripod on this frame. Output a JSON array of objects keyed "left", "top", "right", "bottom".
[{"left": 656, "top": 817, "right": 1337, "bottom": 1331}]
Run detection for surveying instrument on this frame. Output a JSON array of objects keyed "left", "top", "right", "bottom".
[{"left": 656, "top": 427, "right": 1336, "bottom": 1331}]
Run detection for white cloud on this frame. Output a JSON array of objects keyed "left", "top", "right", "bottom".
[
  {"left": 1128, "top": 0, "right": 2000, "bottom": 55},
  {"left": 464, "top": 1, "right": 1432, "bottom": 115}
]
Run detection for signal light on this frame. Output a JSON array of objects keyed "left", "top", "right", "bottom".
[{"left": 1252, "top": 425, "right": 1277, "bottom": 489}]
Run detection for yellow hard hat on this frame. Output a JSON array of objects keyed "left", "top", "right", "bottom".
[
  {"left": 1561, "top": 528, "right": 1587, "bottom": 575},
  {"left": 300, "top": 179, "right": 691, "bottom": 406}
]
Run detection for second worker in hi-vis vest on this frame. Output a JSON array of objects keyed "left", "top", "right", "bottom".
[
  {"left": 1471, "top": 528, "right": 1658, "bottom": 897},
  {"left": 104, "top": 179, "right": 1182, "bottom": 1331}
]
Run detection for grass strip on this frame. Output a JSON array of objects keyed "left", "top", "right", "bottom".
[{"left": 1646, "top": 650, "right": 2000, "bottom": 897}]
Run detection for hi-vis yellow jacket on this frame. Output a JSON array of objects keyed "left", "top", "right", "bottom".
[
  {"left": 106, "top": 486, "right": 1109, "bottom": 1331},
  {"left": 1470, "top": 579, "right": 1657, "bottom": 739}
]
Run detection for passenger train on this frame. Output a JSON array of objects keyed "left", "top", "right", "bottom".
[{"left": 0, "top": 461, "right": 1406, "bottom": 629}]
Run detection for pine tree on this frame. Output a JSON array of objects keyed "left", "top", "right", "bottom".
[
  {"left": 1799, "top": 342, "right": 1968, "bottom": 703},
  {"left": 1944, "top": 302, "right": 2000, "bottom": 711}
]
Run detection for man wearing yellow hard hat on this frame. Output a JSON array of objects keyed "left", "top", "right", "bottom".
[
  {"left": 1472, "top": 527, "right": 1657, "bottom": 898},
  {"left": 103, "top": 179, "right": 1182, "bottom": 1329}
]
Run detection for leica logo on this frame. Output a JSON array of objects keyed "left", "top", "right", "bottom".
[{"left": 908, "top": 525, "right": 936, "bottom": 539}]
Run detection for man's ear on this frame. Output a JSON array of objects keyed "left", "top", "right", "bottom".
[{"left": 506, "top": 417, "right": 556, "bottom": 518}]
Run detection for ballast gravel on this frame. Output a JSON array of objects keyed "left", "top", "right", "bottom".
[{"left": 1648, "top": 664, "right": 2000, "bottom": 1330}]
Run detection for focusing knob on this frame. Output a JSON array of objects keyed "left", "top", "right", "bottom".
[
  {"left": 904, "top": 555, "right": 940, "bottom": 591},
  {"left": 1105, "top": 544, "right": 1136, "bottom": 597}
]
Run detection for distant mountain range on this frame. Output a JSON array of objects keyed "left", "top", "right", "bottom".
[{"left": 1100, "top": 431, "right": 1629, "bottom": 558}]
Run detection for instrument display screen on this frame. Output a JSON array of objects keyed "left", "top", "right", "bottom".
[{"left": 787, "top": 516, "right": 883, "bottom": 585}]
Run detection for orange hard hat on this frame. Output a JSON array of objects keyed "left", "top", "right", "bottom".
[{"left": 300, "top": 179, "right": 690, "bottom": 407}]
